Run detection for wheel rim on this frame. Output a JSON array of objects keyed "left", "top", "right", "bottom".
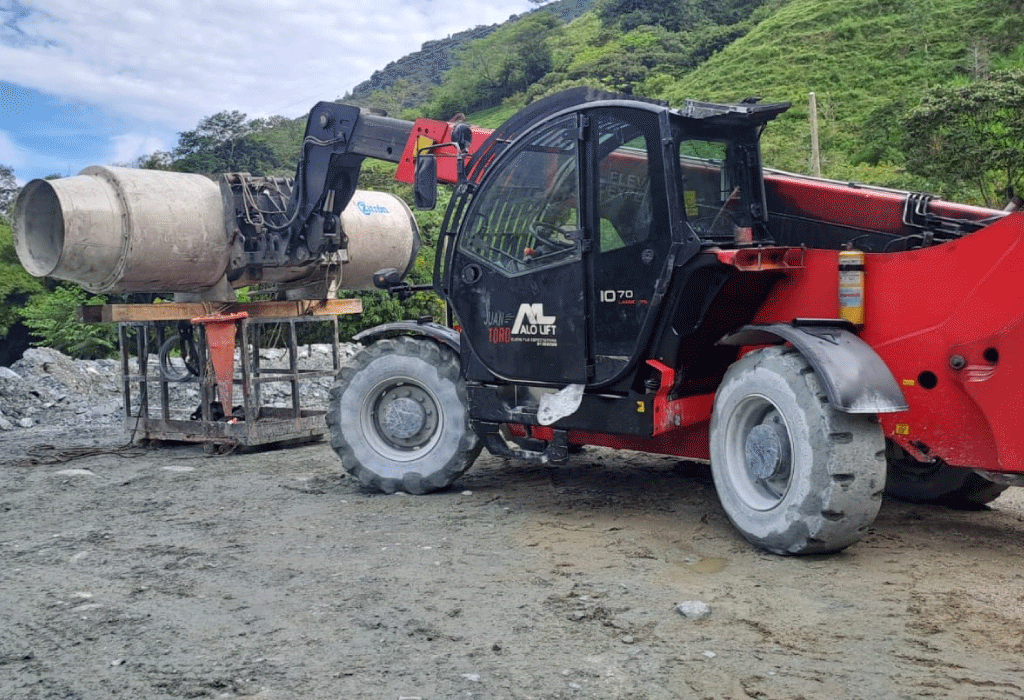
[
  {"left": 361, "top": 376, "right": 442, "bottom": 461},
  {"left": 722, "top": 394, "right": 794, "bottom": 510}
]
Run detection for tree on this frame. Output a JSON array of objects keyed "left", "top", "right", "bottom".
[
  {"left": 368, "top": 78, "right": 416, "bottom": 117},
  {"left": 172, "top": 111, "right": 276, "bottom": 175},
  {"left": 176, "top": 111, "right": 249, "bottom": 156},
  {"left": 132, "top": 111, "right": 302, "bottom": 176},
  {"left": 0, "top": 217, "right": 47, "bottom": 363},
  {"left": 598, "top": 0, "right": 688, "bottom": 31},
  {"left": 0, "top": 216, "right": 45, "bottom": 331},
  {"left": 427, "top": 12, "right": 562, "bottom": 118},
  {"left": 597, "top": 0, "right": 766, "bottom": 33},
  {"left": 134, "top": 150, "right": 174, "bottom": 170},
  {"left": 901, "top": 71, "right": 1024, "bottom": 206},
  {"left": 0, "top": 164, "right": 17, "bottom": 219}
]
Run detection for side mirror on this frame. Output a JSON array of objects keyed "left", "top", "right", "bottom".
[{"left": 414, "top": 155, "right": 438, "bottom": 210}]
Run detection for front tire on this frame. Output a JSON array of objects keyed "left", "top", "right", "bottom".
[
  {"left": 710, "top": 346, "right": 886, "bottom": 555},
  {"left": 327, "top": 336, "right": 481, "bottom": 494}
]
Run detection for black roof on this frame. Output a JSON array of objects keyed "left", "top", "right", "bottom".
[
  {"left": 466, "top": 88, "right": 790, "bottom": 182},
  {"left": 676, "top": 98, "right": 791, "bottom": 126}
]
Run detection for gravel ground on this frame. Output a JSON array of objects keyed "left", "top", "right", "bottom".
[{"left": 2, "top": 348, "right": 1024, "bottom": 699}]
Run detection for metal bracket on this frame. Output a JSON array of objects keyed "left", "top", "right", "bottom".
[{"left": 473, "top": 421, "right": 570, "bottom": 464}]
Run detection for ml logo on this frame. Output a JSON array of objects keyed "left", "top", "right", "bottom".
[{"left": 512, "top": 303, "right": 557, "bottom": 336}]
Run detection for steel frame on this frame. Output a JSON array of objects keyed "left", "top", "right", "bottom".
[{"left": 119, "top": 314, "right": 343, "bottom": 451}]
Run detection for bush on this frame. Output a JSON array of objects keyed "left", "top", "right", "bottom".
[{"left": 22, "top": 286, "right": 117, "bottom": 359}]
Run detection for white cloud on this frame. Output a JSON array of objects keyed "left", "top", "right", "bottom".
[
  {"left": 2, "top": 0, "right": 537, "bottom": 129},
  {"left": 109, "top": 132, "right": 172, "bottom": 166},
  {"left": 0, "top": 130, "right": 29, "bottom": 171},
  {"left": 1, "top": 0, "right": 539, "bottom": 181}
]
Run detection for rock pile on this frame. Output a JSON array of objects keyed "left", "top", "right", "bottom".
[
  {"left": 0, "top": 348, "right": 122, "bottom": 430},
  {"left": 0, "top": 343, "right": 360, "bottom": 432}
]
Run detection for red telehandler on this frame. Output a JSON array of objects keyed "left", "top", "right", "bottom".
[
  {"left": 15, "top": 88, "right": 1024, "bottom": 554},
  {"left": 328, "top": 88, "right": 1024, "bottom": 555}
]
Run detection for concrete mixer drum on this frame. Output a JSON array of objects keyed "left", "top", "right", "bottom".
[{"left": 13, "top": 166, "right": 421, "bottom": 301}]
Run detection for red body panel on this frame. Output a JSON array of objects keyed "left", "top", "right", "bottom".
[
  {"left": 395, "top": 119, "right": 491, "bottom": 185},
  {"left": 528, "top": 424, "right": 712, "bottom": 461},
  {"left": 761, "top": 172, "right": 1022, "bottom": 473},
  {"left": 764, "top": 168, "right": 1000, "bottom": 234},
  {"left": 864, "top": 215, "right": 1024, "bottom": 473}
]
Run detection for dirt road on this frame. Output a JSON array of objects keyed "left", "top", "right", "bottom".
[{"left": 3, "top": 425, "right": 1024, "bottom": 699}]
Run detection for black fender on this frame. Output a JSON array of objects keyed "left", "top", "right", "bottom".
[
  {"left": 352, "top": 320, "right": 461, "bottom": 355},
  {"left": 718, "top": 320, "right": 908, "bottom": 414}
]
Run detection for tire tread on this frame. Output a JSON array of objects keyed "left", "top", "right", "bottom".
[
  {"left": 710, "top": 346, "right": 886, "bottom": 555},
  {"left": 327, "top": 337, "right": 481, "bottom": 495}
]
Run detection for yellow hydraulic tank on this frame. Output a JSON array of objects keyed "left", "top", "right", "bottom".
[{"left": 838, "top": 247, "right": 865, "bottom": 326}]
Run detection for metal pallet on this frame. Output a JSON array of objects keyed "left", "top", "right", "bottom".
[{"left": 119, "top": 311, "right": 347, "bottom": 451}]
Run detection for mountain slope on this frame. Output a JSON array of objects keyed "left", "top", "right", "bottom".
[
  {"left": 650, "top": 0, "right": 1023, "bottom": 175},
  {"left": 345, "top": 0, "right": 596, "bottom": 113}
]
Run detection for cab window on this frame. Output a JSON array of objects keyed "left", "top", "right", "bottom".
[
  {"left": 459, "top": 115, "right": 581, "bottom": 275},
  {"left": 678, "top": 139, "right": 743, "bottom": 241}
]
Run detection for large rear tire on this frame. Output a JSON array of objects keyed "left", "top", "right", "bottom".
[
  {"left": 885, "top": 442, "right": 1007, "bottom": 508},
  {"left": 709, "top": 346, "right": 886, "bottom": 555},
  {"left": 327, "top": 336, "right": 481, "bottom": 494}
]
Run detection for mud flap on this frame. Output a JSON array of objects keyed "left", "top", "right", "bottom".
[
  {"left": 353, "top": 320, "right": 461, "bottom": 354},
  {"left": 718, "top": 320, "right": 908, "bottom": 414}
]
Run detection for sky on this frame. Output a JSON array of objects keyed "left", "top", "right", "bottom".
[{"left": 0, "top": 0, "right": 539, "bottom": 184}]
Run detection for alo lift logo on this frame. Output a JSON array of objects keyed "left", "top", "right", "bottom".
[
  {"left": 512, "top": 303, "right": 556, "bottom": 336},
  {"left": 487, "top": 304, "right": 558, "bottom": 346}
]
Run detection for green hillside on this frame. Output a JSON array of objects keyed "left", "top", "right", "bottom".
[
  {"left": 451, "top": 0, "right": 1018, "bottom": 195},
  {"left": 345, "top": 0, "right": 597, "bottom": 115},
  {"left": 651, "top": 0, "right": 1023, "bottom": 179},
  {"left": 344, "top": 24, "right": 503, "bottom": 112}
]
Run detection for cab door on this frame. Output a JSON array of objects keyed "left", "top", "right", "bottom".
[
  {"left": 588, "top": 107, "right": 674, "bottom": 385},
  {"left": 449, "top": 114, "right": 588, "bottom": 384}
]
